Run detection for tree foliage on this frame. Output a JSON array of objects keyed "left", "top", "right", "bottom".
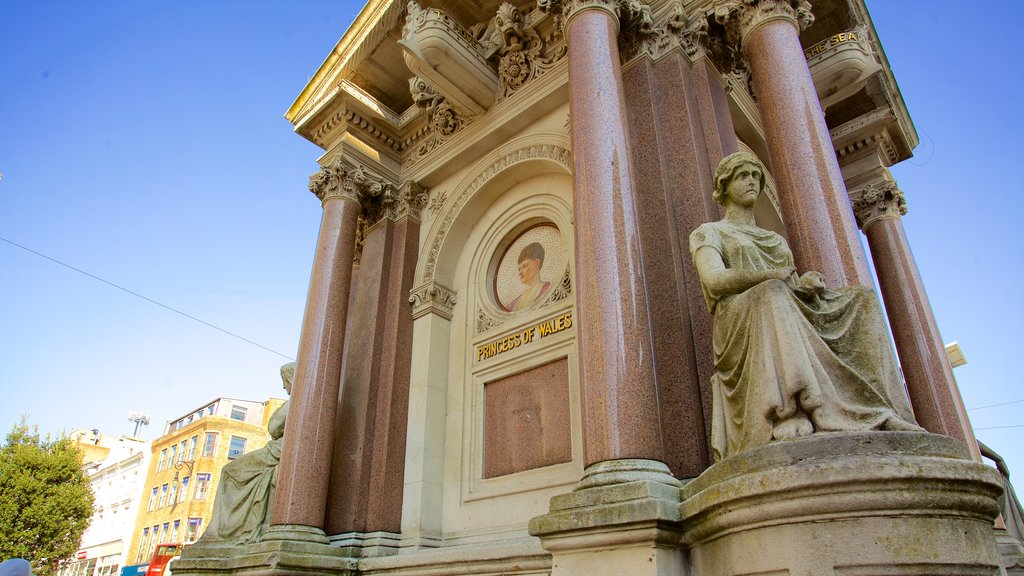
[{"left": 0, "top": 419, "right": 94, "bottom": 576}]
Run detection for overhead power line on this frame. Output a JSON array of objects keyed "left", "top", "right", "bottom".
[
  {"left": 974, "top": 425, "right": 1024, "bottom": 431},
  {"left": 968, "top": 399, "right": 1024, "bottom": 411},
  {"left": 1, "top": 235, "right": 295, "bottom": 361}
]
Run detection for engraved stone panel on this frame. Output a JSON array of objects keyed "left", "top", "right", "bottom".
[{"left": 483, "top": 358, "right": 572, "bottom": 478}]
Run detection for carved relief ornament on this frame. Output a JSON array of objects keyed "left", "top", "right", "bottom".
[
  {"left": 539, "top": 0, "right": 654, "bottom": 40},
  {"left": 714, "top": 0, "right": 814, "bottom": 46},
  {"left": 363, "top": 180, "right": 429, "bottom": 228},
  {"left": 410, "top": 282, "right": 458, "bottom": 320},
  {"left": 850, "top": 181, "right": 907, "bottom": 231},
  {"left": 475, "top": 2, "right": 568, "bottom": 102},
  {"left": 630, "top": 1, "right": 709, "bottom": 63},
  {"left": 308, "top": 156, "right": 394, "bottom": 207}
]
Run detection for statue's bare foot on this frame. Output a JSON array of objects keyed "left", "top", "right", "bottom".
[
  {"left": 882, "top": 416, "right": 924, "bottom": 432},
  {"left": 773, "top": 412, "right": 814, "bottom": 440}
]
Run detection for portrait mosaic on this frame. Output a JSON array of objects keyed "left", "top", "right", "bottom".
[{"left": 494, "top": 224, "right": 564, "bottom": 313}]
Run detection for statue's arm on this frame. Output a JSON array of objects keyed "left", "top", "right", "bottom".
[{"left": 693, "top": 246, "right": 796, "bottom": 299}]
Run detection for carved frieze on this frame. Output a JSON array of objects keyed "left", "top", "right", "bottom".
[
  {"left": 714, "top": 0, "right": 814, "bottom": 46},
  {"left": 410, "top": 282, "right": 458, "bottom": 321},
  {"left": 850, "top": 181, "right": 907, "bottom": 231}
]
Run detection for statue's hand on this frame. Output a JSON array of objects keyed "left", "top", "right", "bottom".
[
  {"left": 767, "top": 266, "right": 797, "bottom": 283},
  {"left": 792, "top": 271, "right": 826, "bottom": 302}
]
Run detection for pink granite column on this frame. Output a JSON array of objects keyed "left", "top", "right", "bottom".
[
  {"left": 264, "top": 158, "right": 374, "bottom": 543},
  {"left": 560, "top": 2, "right": 666, "bottom": 471},
  {"left": 853, "top": 183, "right": 983, "bottom": 462},
  {"left": 716, "top": 0, "right": 871, "bottom": 288}
]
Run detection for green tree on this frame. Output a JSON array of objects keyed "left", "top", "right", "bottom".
[{"left": 0, "top": 419, "right": 94, "bottom": 576}]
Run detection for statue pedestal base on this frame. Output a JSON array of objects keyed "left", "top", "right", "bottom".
[
  {"left": 173, "top": 527, "right": 354, "bottom": 576},
  {"left": 528, "top": 459, "right": 685, "bottom": 576},
  {"left": 682, "top": 432, "right": 1005, "bottom": 576}
]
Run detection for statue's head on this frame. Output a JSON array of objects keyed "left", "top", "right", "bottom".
[
  {"left": 280, "top": 362, "right": 296, "bottom": 394},
  {"left": 713, "top": 152, "right": 766, "bottom": 205}
]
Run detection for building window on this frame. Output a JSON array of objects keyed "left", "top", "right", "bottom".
[
  {"left": 207, "top": 404, "right": 215, "bottom": 416},
  {"left": 203, "top": 432, "right": 217, "bottom": 457},
  {"left": 148, "top": 487, "right": 158, "bottom": 511},
  {"left": 177, "top": 440, "right": 187, "bottom": 462},
  {"left": 168, "top": 482, "right": 178, "bottom": 505},
  {"left": 228, "top": 436, "right": 247, "bottom": 459},
  {"left": 137, "top": 528, "right": 150, "bottom": 562},
  {"left": 170, "top": 520, "right": 180, "bottom": 543},
  {"left": 179, "top": 476, "right": 189, "bottom": 503},
  {"left": 195, "top": 473, "right": 211, "bottom": 500},
  {"left": 167, "top": 445, "right": 177, "bottom": 469},
  {"left": 158, "top": 484, "right": 168, "bottom": 508},
  {"left": 187, "top": 435, "right": 198, "bottom": 461},
  {"left": 230, "top": 405, "right": 248, "bottom": 421},
  {"left": 185, "top": 518, "right": 203, "bottom": 543},
  {"left": 156, "top": 449, "right": 167, "bottom": 472},
  {"left": 148, "top": 524, "right": 158, "bottom": 557},
  {"left": 161, "top": 522, "right": 169, "bottom": 544}
]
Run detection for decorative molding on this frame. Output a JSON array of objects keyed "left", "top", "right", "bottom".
[
  {"left": 308, "top": 155, "right": 394, "bottom": 206},
  {"left": 830, "top": 107, "right": 900, "bottom": 166},
  {"left": 476, "top": 307, "right": 501, "bottom": 334},
  {"left": 475, "top": 3, "right": 568, "bottom": 102},
  {"left": 421, "top": 144, "right": 572, "bottom": 286},
  {"left": 549, "top": 266, "right": 573, "bottom": 302},
  {"left": 713, "top": 0, "right": 814, "bottom": 47},
  {"left": 406, "top": 76, "right": 475, "bottom": 166},
  {"left": 426, "top": 189, "right": 449, "bottom": 217},
  {"left": 409, "top": 282, "right": 458, "bottom": 321},
  {"left": 850, "top": 181, "right": 907, "bottom": 231}
]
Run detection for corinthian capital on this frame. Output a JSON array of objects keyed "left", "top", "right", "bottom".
[
  {"left": 714, "top": 0, "right": 814, "bottom": 46},
  {"left": 308, "top": 156, "right": 394, "bottom": 207},
  {"left": 539, "top": 0, "right": 653, "bottom": 39},
  {"left": 850, "top": 181, "right": 907, "bottom": 231}
]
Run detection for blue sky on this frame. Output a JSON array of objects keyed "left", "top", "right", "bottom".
[{"left": 2, "top": 0, "right": 1022, "bottom": 497}]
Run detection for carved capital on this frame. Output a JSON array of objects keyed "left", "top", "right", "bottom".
[
  {"left": 407, "top": 77, "right": 473, "bottom": 165},
  {"left": 409, "top": 282, "right": 457, "bottom": 320},
  {"left": 632, "top": 1, "right": 709, "bottom": 62},
  {"left": 850, "top": 181, "right": 907, "bottom": 231},
  {"left": 308, "top": 156, "right": 394, "bottom": 208},
  {"left": 365, "top": 181, "right": 429, "bottom": 227},
  {"left": 714, "top": 0, "right": 814, "bottom": 47},
  {"left": 540, "top": 0, "right": 653, "bottom": 43}
]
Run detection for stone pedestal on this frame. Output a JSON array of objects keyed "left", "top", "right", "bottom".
[
  {"left": 529, "top": 460, "right": 684, "bottom": 576},
  {"left": 681, "top": 432, "right": 1005, "bottom": 576},
  {"left": 173, "top": 537, "right": 355, "bottom": 576}
]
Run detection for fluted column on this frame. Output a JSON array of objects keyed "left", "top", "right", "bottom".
[
  {"left": 852, "top": 182, "right": 982, "bottom": 462},
  {"left": 265, "top": 158, "right": 389, "bottom": 543},
  {"left": 544, "top": 0, "right": 667, "bottom": 477},
  {"left": 715, "top": 0, "right": 871, "bottom": 288}
]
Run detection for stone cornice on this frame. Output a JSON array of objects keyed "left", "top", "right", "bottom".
[
  {"left": 850, "top": 181, "right": 907, "bottom": 231},
  {"left": 830, "top": 107, "right": 901, "bottom": 167},
  {"left": 713, "top": 0, "right": 814, "bottom": 47},
  {"left": 409, "top": 282, "right": 457, "bottom": 321}
]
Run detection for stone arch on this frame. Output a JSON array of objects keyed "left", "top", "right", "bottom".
[{"left": 417, "top": 136, "right": 572, "bottom": 291}]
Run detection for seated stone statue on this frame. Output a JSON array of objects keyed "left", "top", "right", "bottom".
[
  {"left": 689, "top": 152, "right": 920, "bottom": 461},
  {"left": 198, "top": 363, "right": 293, "bottom": 544}
]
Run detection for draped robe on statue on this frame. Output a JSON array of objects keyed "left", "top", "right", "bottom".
[
  {"left": 689, "top": 220, "right": 918, "bottom": 461},
  {"left": 200, "top": 400, "right": 289, "bottom": 544}
]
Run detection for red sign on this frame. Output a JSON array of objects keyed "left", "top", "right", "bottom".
[{"left": 76, "top": 551, "right": 87, "bottom": 560}]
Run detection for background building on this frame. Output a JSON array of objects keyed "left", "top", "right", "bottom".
[
  {"left": 125, "top": 397, "right": 284, "bottom": 565},
  {"left": 59, "top": 431, "right": 150, "bottom": 576}
]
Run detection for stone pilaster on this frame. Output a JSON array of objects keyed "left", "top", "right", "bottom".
[
  {"left": 850, "top": 180, "right": 982, "bottom": 463},
  {"left": 714, "top": 0, "right": 872, "bottom": 288},
  {"left": 265, "top": 155, "right": 395, "bottom": 544}
]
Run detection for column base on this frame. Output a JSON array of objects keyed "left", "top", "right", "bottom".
[
  {"left": 328, "top": 531, "right": 401, "bottom": 558},
  {"left": 260, "top": 524, "right": 331, "bottom": 545},
  {"left": 528, "top": 459, "right": 685, "bottom": 576},
  {"left": 682, "top": 431, "right": 1004, "bottom": 576}
]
